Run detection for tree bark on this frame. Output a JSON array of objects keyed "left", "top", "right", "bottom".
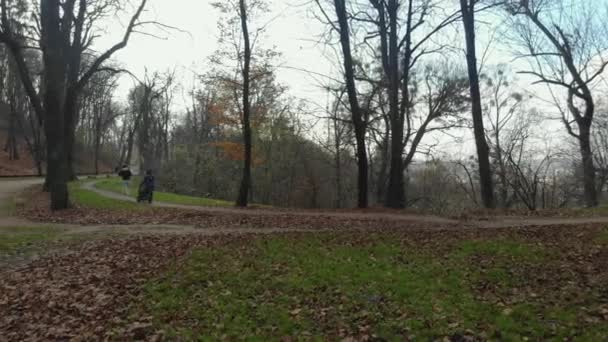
[
  {"left": 333, "top": 0, "right": 368, "bottom": 208},
  {"left": 94, "top": 116, "right": 101, "bottom": 175},
  {"left": 64, "top": 93, "right": 78, "bottom": 179},
  {"left": 333, "top": 117, "right": 343, "bottom": 208},
  {"left": 460, "top": 0, "right": 495, "bottom": 209},
  {"left": 5, "top": 100, "right": 19, "bottom": 160},
  {"left": 385, "top": 0, "right": 405, "bottom": 208},
  {"left": 579, "top": 122, "right": 599, "bottom": 207},
  {"left": 41, "top": 0, "right": 69, "bottom": 210},
  {"left": 236, "top": 0, "right": 252, "bottom": 207}
]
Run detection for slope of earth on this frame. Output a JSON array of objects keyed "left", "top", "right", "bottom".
[{"left": 0, "top": 132, "right": 38, "bottom": 176}]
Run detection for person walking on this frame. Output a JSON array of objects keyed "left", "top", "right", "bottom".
[{"left": 118, "top": 164, "right": 132, "bottom": 195}]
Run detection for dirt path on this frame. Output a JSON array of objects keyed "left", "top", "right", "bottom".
[
  {"left": 3, "top": 177, "right": 608, "bottom": 232},
  {"left": 0, "top": 178, "right": 44, "bottom": 227},
  {"left": 82, "top": 180, "right": 458, "bottom": 224},
  {"left": 83, "top": 179, "right": 608, "bottom": 229}
]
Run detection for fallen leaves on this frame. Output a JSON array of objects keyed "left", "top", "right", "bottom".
[
  {"left": 0, "top": 235, "right": 220, "bottom": 341},
  {"left": 4, "top": 187, "right": 608, "bottom": 340},
  {"left": 18, "top": 187, "right": 453, "bottom": 232}
]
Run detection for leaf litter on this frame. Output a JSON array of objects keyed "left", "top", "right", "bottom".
[{"left": 0, "top": 224, "right": 606, "bottom": 340}]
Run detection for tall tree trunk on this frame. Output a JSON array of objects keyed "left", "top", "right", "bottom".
[
  {"left": 385, "top": 0, "right": 405, "bottom": 208},
  {"left": 494, "top": 132, "right": 510, "bottom": 208},
  {"left": 236, "top": 0, "right": 252, "bottom": 207},
  {"left": 334, "top": 0, "right": 368, "bottom": 208},
  {"left": 16, "top": 109, "right": 43, "bottom": 175},
  {"left": 579, "top": 122, "right": 599, "bottom": 207},
  {"left": 5, "top": 101, "right": 19, "bottom": 160},
  {"left": 64, "top": 93, "right": 78, "bottom": 180},
  {"left": 460, "top": 0, "right": 495, "bottom": 209},
  {"left": 124, "top": 112, "right": 142, "bottom": 168},
  {"left": 94, "top": 120, "right": 101, "bottom": 175},
  {"left": 376, "top": 114, "right": 390, "bottom": 203},
  {"left": 139, "top": 90, "right": 153, "bottom": 174},
  {"left": 334, "top": 119, "right": 343, "bottom": 208},
  {"left": 41, "top": 0, "right": 69, "bottom": 210}
]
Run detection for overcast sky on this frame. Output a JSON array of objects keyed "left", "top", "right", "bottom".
[
  {"left": 93, "top": 0, "right": 595, "bottom": 158},
  {"left": 99, "top": 0, "right": 334, "bottom": 110}
]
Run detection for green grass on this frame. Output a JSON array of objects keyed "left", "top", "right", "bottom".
[
  {"left": 135, "top": 235, "right": 607, "bottom": 340},
  {"left": 95, "top": 177, "right": 234, "bottom": 207},
  {"left": 0, "top": 196, "right": 16, "bottom": 216},
  {"left": 586, "top": 204, "right": 608, "bottom": 216},
  {"left": 69, "top": 181, "right": 144, "bottom": 210},
  {"left": 0, "top": 226, "right": 65, "bottom": 257},
  {"left": 596, "top": 229, "right": 608, "bottom": 244}
]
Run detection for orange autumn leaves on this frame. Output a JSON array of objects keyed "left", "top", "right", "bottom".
[
  {"left": 211, "top": 141, "right": 264, "bottom": 166},
  {"left": 206, "top": 97, "right": 268, "bottom": 166}
]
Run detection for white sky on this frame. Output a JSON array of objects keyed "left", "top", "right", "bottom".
[
  {"left": 93, "top": 0, "right": 605, "bottom": 160},
  {"left": 100, "top": 0, "right": 334, "bottom": 110}
]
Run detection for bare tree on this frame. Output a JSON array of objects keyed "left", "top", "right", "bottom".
[
  {"left": 78, "top": 69, "right": 122, "bottom": 174},
  {"left": 0, "top": 0, "right": 150, "bottom": 210},
  {"left": 211, "top": 0, "right": 274, "bottom": 207},
  {"left": 315, "top": 0, "right": 370, "bottom": 208},
  {"left": 358, "top": 0, "right": 464, "bottom": 208},
  {"left": 127, "top": 71, "right": 173, "bottom": 174},
  {"left": 594, "top": 107, "right": 608, "bottom": 196},
  {"left": 481, "top": 65, "right": 528, "bottom": 207},
  {"left": 508, "top": 0, "right": 608, "bottom": 207},
  {"left": 505, "top": 146, "right": 554, "bottom": 211},
  {"left": 460, "top": 0, "right": 496, "bottom": 209},
  {"left": 235, "top": 0, "right": 253, "bottom": 207}
]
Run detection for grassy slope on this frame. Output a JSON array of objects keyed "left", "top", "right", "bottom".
[
  {"left": 0, "top": 227, "right": 65, "bottom": 256},
  {"left": 0, "top": 226, "right": 95, "bottom": 263},
  {"left": 136, "top": 233, "right": 608, "bottom": 340},
  {"left": 95, "top": 178, "right": 234, "bottom": 207},
  {"left": 69, "top": 181, "right": 144, "bottom": 211}
]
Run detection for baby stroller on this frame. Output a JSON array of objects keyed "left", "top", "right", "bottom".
[
  {"left": 137, "top": 171, "right": 155, "bottom": 203},
  {"left": 137, "top": 183, "right": 153, "bottom": 203}
]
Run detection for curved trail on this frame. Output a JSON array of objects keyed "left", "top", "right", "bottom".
[
  {"left": 81, "top": 181, "right": 457, "bottom": 224},
  {"left": 83, "top": 179, "right": 608, "bottom": 229},
  {"left": 0, "top": 178, "right": 44, "bottom": 227},
  {"left": 2, "top": 177, "right": 608, "bottom": 231},
  {"left": 2, "top": 178, "right": 608, "bottom": 270}
]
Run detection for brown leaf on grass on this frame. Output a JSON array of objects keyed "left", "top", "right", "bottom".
[{"left": 0, "top": 235, "right": 222, "bottom": 340}]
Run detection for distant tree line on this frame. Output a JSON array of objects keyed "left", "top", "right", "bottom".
[{"left": 0, "top": 0, "right": 607, "bottom": 211}]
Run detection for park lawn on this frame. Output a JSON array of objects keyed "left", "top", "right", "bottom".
[
  {"left": 133, "top": 231, "right": 608, "bottom": 340},
  {"left": 585, "top": 204, "right": 608, "bottom": 216},
  {"left": 95, "top": 177, "right": 234, "bottom": 207},
  {"left": 0, "top": 196, "right": 16, "bottom": 216},
  {"left": 69, "top": 181, "right": 144, "bottom": 211},
  {"left": 0, "top": 226, "right": 66, "bottom": 259}
]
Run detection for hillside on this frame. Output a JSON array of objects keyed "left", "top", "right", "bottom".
[
  {"left": 0, "top": 131, "right": 113, "bottom": 177},
  {"left": 0, "top": 138, "right": 38, "bottom": 175}
]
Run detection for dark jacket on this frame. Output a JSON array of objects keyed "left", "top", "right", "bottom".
[
  {"left": 118, "top": 168, "right": 132, "bottom": 181},
  {"left": 142, "top": 175, "right": 155, "bottom": 191}
]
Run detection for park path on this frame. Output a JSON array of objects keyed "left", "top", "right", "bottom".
[
  {"left": 2, "top": 178, "right": 608, "bottom": 270},
  {"left": 2, "top": 177, "right": 608, "bottom": 231},
  {"left": 81, "top": 180, "right": 459, "bottom": 225},
  {"left": 0, "top": 178, "right": 44, "bottom": 227},
  {"left": 83, "top": 179, "right": 608, "bottom": 229}
]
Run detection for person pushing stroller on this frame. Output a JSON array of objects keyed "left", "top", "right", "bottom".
[{"left": 137, "top": 170, "right": 155, "bottom": 204}]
